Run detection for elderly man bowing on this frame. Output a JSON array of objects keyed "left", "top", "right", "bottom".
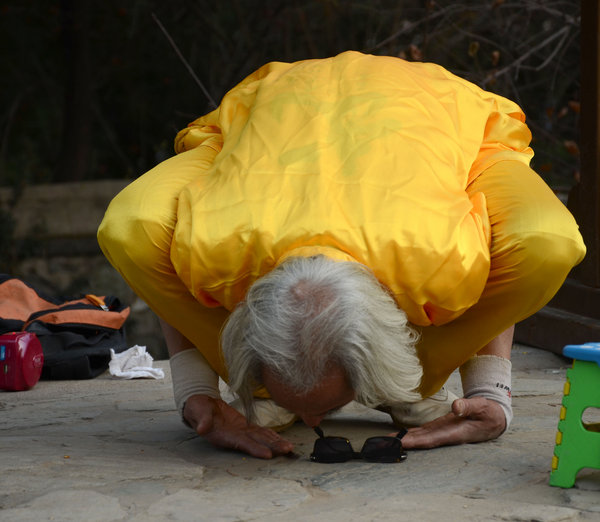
[{"left": 98, "top": 51, "right": 585, "bottom": 459}]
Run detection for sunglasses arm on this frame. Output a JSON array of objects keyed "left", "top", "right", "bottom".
[
  {"left": 314, "top": 426, "right": 325, "bottom": 438},
  {"left": 395, "top": 428, "right": 408, "bottom": 442}
]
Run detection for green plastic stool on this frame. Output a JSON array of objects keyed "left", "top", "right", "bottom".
[{"left": 550, "top": 343, "right": 600, "bottom": 488}]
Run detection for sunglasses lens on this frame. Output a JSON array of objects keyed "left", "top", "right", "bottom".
[
  {"left": 361, "top": 437, "right": 407, "bottom": 463},
  {"left": 310, "top": 437, "right": 354, "bottom": 463}
]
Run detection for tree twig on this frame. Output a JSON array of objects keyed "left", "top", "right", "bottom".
[
  {"left": 151, "top": 12, "right": 217, "bottom": 109},
  {"left": 366, "top": 4, "right": 464, "bottom": 53},
  {"left": 518, "top": 26, "right": 572, "bottom": 72},
  {"left": 483, "top": 25, "right": 570, "bottom": 86}
]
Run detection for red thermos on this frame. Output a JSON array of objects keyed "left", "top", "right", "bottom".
[{"left": 0, "top": 332, "right": 44, "bottom": 391}]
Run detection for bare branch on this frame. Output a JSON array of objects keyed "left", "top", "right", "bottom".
[
  {"left": 366, "top": 4, "right": 465, "bottom": 53},
  {"left": 518, "top": 27, "right": 572, "bottom": 72},
  {"left": 483, "top": 25, "right": 571, "bottom": 86},
  {"left": 151, "top": 12, "right": 218, "bottom": 110}
]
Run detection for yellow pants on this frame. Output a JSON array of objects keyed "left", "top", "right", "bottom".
[{"left": 98, "top": 146, "right": 586, "bottom": 397}]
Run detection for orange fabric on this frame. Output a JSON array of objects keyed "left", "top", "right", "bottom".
[{"left": 0, "top": 278, "right": 56, "bottom": 322}]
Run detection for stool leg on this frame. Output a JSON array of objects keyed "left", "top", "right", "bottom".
[
  {"left": 550, "top": 445, "right": 578, "bottom": 488},
  {"left": 550, "top": 401, "right": 579, "bottom": 488},
  {"left": 550, "top": 361, "right": 600, "bottom": 488}
]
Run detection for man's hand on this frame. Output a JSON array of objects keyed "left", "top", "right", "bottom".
[
  {"left": 400, "top": 397, "right": 506, "bottom": 449},
  {"left": 183, "top": 395, "right": 294, "bottom": 459}
]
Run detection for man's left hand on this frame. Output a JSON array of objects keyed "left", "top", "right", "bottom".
[{"left": 399, "top": 397, "right": 506, "bottom": 449}]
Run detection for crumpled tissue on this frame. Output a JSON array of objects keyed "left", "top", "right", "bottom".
[{"left": 109, "top": 345, "right": 164, "bottom": 379}]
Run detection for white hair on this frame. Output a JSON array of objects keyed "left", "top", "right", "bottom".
[{"left": 221, "top": 255, "right": 423, "bottom": 418}]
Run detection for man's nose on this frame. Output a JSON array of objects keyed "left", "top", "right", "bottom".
[{"left": 300, "top": 414, "right": 325, "bottom": 428}]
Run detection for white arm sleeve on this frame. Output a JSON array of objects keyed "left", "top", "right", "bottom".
[
  {"left": 460, "top": 354, "right": 513, "bottom": 431},
  {"left": 169, "top": 349, "right": 220, "bottom": 424}
]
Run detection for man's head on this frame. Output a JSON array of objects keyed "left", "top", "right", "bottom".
[
  {"left": 262, "top": 362, "right": 355, "bottom": 427},
  {"left": 221, "top": 255, "right": 423, "bottom": 424}
]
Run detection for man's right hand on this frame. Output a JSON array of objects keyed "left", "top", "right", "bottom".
[{"left": 183, "top": 395, "right": 295, "bottom": 459}]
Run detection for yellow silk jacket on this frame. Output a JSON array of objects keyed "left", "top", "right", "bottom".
[{"left": 170, "top": 51, "right": 533, "bottom": 326}]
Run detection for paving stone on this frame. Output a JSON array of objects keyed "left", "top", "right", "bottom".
[
  {"left": 0, "top": 490, "right": 127, "bottom": 522},
  {"left": 1, "top": 347, "right": 599, "bottom": 520}
]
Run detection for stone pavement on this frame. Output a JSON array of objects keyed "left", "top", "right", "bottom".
[{"left": 1, "top": 345, "right": 599, "bottom": 521}]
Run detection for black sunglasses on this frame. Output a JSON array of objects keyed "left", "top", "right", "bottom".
[{"left": 309, "top": 426, "right": 408, "bottom": 463}]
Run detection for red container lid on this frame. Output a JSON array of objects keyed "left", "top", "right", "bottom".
[
  {"left": 0, "top": 332, "right": 44, "bottom": 391},
  {"left": 19, "top": 333, "right": 44, "bottom": 388}
]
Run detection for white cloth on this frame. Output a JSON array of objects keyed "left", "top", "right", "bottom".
[{"left": 109, "top": 345, "right": 164, "bottom": 379}]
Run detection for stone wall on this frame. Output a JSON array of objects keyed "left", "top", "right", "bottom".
[{"left": 0, "top": 180, "right": 168, "bottom": 359}]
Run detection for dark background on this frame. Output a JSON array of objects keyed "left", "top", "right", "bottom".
[{"left": 1, "top": 0, "right": 581, "bottom": 191}]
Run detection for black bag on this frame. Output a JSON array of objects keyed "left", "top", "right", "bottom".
[{"left": 0, "top": 274, "right": 130, "bottom": 379}]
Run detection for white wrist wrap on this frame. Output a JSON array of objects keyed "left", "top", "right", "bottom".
[
  {"left": 460, "top": 355, "right": 513, "bottom": 431},
  {"left": 169, "top": 349, "right": 219, "bottom": 422}
]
